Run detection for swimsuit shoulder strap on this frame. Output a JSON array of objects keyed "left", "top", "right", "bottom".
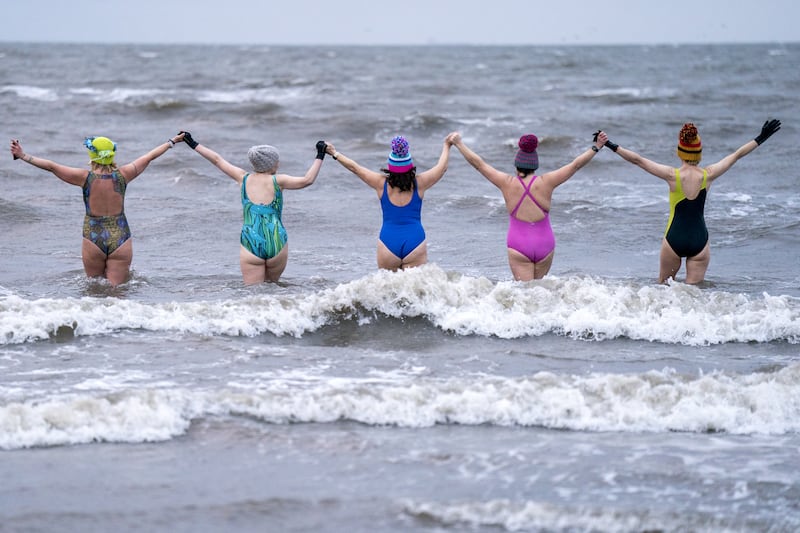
[
  {"left": 511, "top": 175, "right": 546, "bottom": 217},
  {"left": 241, "top": 173, "right": 251, "bottom": 203},
  {"left": 112, "top": 169, "right": 127, "bottom": 196},
  {"left": 702, "top": 169, "right": 708, "bottom": 189},
  {"left": 674, "top": 168, "right": 684, "bottom": 196}
]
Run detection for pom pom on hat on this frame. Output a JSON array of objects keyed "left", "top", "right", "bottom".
[
  {"left": 515, "top": 134, "right": 539, "bottom": 171},
  {"left": 248, "top": 145, "right": 280, "bottom": 173},
  {"left": 84, "top": 136, "right": 117, "bottom": 165},
  {"left": 387, "top": 135, "right": 414, "bottom": 173},
  {"left": 676, "top": 123, "right": 702, "bottom": 162}
]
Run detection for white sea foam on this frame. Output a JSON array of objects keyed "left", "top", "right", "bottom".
[
  {"left": 2, "top": 363, "right": 798, "bottom": 449},
  {"left": 197, "top": 87, "right": 308, "bottom": 104},
  {"left": 1, "top": 267, "right": 798, "bottom": 345},
  {"left": 400, "top": 499, "right": 748, "bottom": 533},
  {"left": 1, "top": 85, "right": 58, "bottom": 101}
]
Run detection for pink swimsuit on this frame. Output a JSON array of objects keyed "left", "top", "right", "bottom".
[{"left": 506, "top": 176, "right": 555, "bottom": 263}]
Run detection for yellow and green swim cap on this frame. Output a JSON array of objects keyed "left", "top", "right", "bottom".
[{"left": 84, "top": 136, "right": 117, "bottom": 165}]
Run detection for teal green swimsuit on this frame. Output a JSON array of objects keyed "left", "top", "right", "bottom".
[{"left": 240, "top": 173, "right": 287, "bottom": 260}]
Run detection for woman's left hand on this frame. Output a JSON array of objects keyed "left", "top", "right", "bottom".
[{"left": 10, "top": 139, "right": 24, "bottom": 160}]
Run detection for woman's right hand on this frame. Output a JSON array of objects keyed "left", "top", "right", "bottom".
[{"left": 324, "top": 142, "right": 336, "bottom": 155}]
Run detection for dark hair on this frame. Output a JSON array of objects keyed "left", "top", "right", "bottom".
[
  {"left": 381, "top": 167, "right": 417, "bottom": 192},
  {"left": 515, "top": 167, "right": 535, "bottom": 176}
]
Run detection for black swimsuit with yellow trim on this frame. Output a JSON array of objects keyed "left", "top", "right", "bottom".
[{"left": 664, "top": 168, "right": 708, "bottom": 258}]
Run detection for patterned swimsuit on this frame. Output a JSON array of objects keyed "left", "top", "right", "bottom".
[
  {"left": 240, "top": 173, "right": 287, "bottom": 260},
  {"left": 82, "top": 170, "right": 131, "bottom": 256}
]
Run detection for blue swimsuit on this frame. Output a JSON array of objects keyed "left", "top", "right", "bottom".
[
  {"left": 379, "top": 179, "right": 425, "bottom": 259},
  {"left": 240, "top": 173, "right": 287, "bottom": 260}
]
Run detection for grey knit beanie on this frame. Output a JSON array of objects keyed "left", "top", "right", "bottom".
[{"left": 248, "top": 145, "right": 280, "bottom": 173}]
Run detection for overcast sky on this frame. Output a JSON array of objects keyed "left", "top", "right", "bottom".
[{"left": 1, "top": 0, "right": 797, "bottom": 46}]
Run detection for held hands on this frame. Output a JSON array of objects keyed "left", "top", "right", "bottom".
[
  {"left": 324, "top": 142, "right": 337, "bottom": 156},
  {"left": 446, "top": 132, "right": 462, "bottom": 146},
  {"left": 593, "top": 131, "right": 609, "bottom": 150},
  {"left": 179, "top": 131, "right": 198, "bottom": 149},
  {"left": 754, "top": 119, "right": 781, "bottom": 145},
  {"left": 594, "top": 130, "right": 618, "bottom": 152},
  {"left": 315, "top": 140, "right": 327, "bottom": 160}
]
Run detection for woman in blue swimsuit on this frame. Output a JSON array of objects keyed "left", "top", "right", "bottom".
[
  {"left": 179, "top": 132, "right": 326, "bottom": 284},
  {"left": 10, "top": 134, "right": 183, "bottom": 286},
  {"left": 324, "top": 134, "right": 454, "bottom": 271},
  {"left": 604, "top": 119, "right": 781, "bottom": 284}
]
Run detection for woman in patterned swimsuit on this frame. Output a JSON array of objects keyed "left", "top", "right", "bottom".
[
  {"left": 179, "top": 132, "right": 326, "bottom": 284},
  {"left": 10, "top": 134, "right": 183, "bottom": 286},
  {"left": 604, "top": 119, "right": 781, "bottom": 284}
]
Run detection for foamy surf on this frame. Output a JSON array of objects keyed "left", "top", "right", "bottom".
[
  {"left": 2, "top": 363, "right": 798, "bottom": 449},
  {"left": 1, "top": 266, "right": 798, "bottom": 346}
]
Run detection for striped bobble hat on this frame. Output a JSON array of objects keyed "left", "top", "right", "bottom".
[
  {"left": 387, "top": 135, "right": 414, "bottom": 173},
  {"left": 677, "top": 123, "right": 702, "bottom": 162},
  {"left": 515, "top": 134, "right": 539, "bottom": 170}
]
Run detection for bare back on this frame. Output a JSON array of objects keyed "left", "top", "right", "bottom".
[
  {"left": 243, "top": 172, "right": 278, "bottom": 205},
  {"left": 501, "top": 174, "right": 552, "bottom": 222},
  {"left": 670, "top": 164, "right": 708, "bottom": 198},
  {"left": 85, "top": 173, "right": 125, "bottom": 216}
]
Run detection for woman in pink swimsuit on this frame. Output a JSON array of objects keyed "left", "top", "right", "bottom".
[{"left": 449, "top": 131, "right": 608, "bottom": 281}]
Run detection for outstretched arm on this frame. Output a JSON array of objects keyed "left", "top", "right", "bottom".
[
  {"left": 415, "top": 134, "right": 453, "bottom": 192},
  {"left": 542, "top": 131, "right": 608, "bottom": 188},
  {"left": 276, "top": 141, "right": 326, "bottom": 190},
  {"left": 603, "top": 133, "right": 674, "bottom": 182},
  {"left": 325, "top": 142, "right": 386, "bottom": 192},
  {"left": 10, "top": 139, "right": 87, "bottom": 186},
  {"left": 449, "top": 132, "right": 508, "bottom": 189},
  {"left": 119, "top": 132, "right": 185, "bottom": 183},
  {"left": 705, "top": 119, "right": 781, "bottom": 183},
  {"left": 180, "top": 131, "right": 247, "bottom": 183}
]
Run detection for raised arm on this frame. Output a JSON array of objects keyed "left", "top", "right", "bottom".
[
  {"left": 541, "top": 131, "right": 608, "bottom": 188},
  {"left": 276, "top": 141, "right": 326, "bottom": 190},
  {"left": 180, "top": 131, "right": 247, "bottom": 183},
  {"left": 602, "top": 134, "right": 674, "bottom": 182},
  {"left": 325, "top": 142, "right": 386, "bottom": 192},
  {"left": 704, "top": 119, "right": 781, "bottom": 183},
  {"left": 449, "top": 132, "right": 508, "bottom": 189},
  {"left": 10, "top": 139, "right": 87, "bottom": 186},
  {"left": 118, "top": 132, "right": 185, "bottom": 183},
  {"left": 415, "top": 134, "right": 454, "bottom": 192}
]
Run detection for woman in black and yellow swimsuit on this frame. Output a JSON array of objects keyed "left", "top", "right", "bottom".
[
  {"left": 10, "top": 134, "right": 183, "bottom": 286},
  {"left": 603, "top": 119, "right": 780, "bottom": 284}
]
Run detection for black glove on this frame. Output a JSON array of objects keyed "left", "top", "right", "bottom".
[
  {"left": 754, "top": 119, "right": 781, "bottom": 145},
  {"left": 316, "top": 140, "right": 327, "bottom": 160},
  {"left": 180, "top": 131, "right": 198, "bottom": 150},
  {"left": 594, "top": 130, "right": 618, "bottom": 152}
]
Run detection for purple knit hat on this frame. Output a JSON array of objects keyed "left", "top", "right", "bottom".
[
  {"left": 515, "top": 134, "right": 539, "bottom": 170},
  {"left": 387, "top": 136, "right": 414, "bottom": 173}
]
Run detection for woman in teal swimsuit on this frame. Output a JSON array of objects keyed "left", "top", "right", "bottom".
[
  {"left": 323, "top": 134, "right": 454, "bottom": 271},
  {"left": 604, "top": 119, "right": 781, "bottom": 284},
  {"left": 10, "top": 134, "right": 183, "bottom": 286},
  {"left": 179, "top": 132, "right": 326, "bottom": 284}
]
